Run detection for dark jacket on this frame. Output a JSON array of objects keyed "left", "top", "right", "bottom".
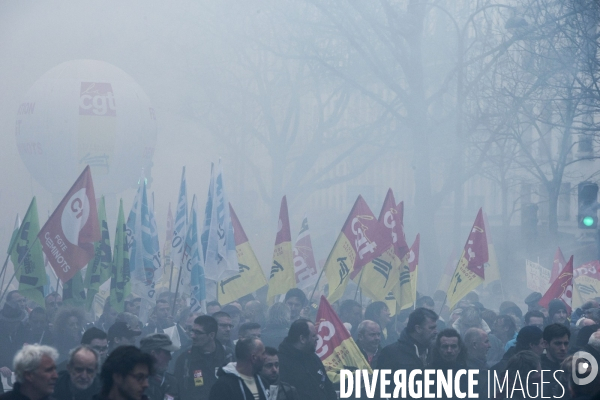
[
  {"left": 53, "top": 370, "right": 101, "bottom": 400},
  {"left": 146, "top": 372, "right": 178, "bottom": 400},
  {"left": 278, "top": 341, "right": 336, "bottom": 400},
  {"left": 375, "top": 328, "right": 428, "bottom": 373},
  {"left": 174, "top": 340, "right": 231, "bottom": 400},
  {"left": 209, "top": 362, "right": 268, "bottom": 400},
  {"left": 0, "top": 382, "right": 55, "bottom": 400},
  {"left": 358, "top": 344, "right": 381, "bottom": 367},
  {"left": 427, "top": 360, "right": 468, "bottom": 400}
]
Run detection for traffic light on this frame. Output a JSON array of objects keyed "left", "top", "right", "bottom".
[{"left": 578, "top": 182, "right": 598, "bottom": 229}]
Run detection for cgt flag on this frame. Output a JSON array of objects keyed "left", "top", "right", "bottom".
[
  {"left": 405, "top": 234, "right": 420, "bottom": 306},
  {"left": 316, "top": 295, "right": 372, "bottom": 383},
  {"left": 293, "top": 215, "right": 319, "bottom": 292},
  {"left": 324, "top": 196, "right": 385, "bottom": 303},
  {"left": 267, "top": 196, "right": 296, "bottom": 304},
  {"left": 550, "top": 247, "right": 567, "bottom": 285},
  {"left": 218, "top": 204, "right": 267, "bottom": 304},
  {"left": 358, "top": 189, "right": 404, "bottom": 305},
  {"left": 38, "top": 166, "right": 100, "bottom": 282},
  {"left": 446, "top": 208, "right": 488, "bottom": 309},
  {"left": 540, "top": 255, "right": 573, "bottom": 314}
]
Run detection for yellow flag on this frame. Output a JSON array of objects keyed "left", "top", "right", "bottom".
[
  {"left": 218, "top": 204, "right": 267, "bottom": 304},
  {"left": 267, "top": 196, "right": 296, "bottom": 304},
  {"left": 446, "top": 209, "right": 488, "bottom": 309},
  {"left": 572, "top": 261, "right": 600, "bottom": 309}
]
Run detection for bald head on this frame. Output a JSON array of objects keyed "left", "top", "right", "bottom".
[
  {"left": 356, "top": 320, "right": 381, "bottom": 353},
  {"left": 463, "top": 328, "right": 490, "bottom": 361}
]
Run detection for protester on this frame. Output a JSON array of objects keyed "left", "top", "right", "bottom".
[
  {"left": 243, "top": 300, "right": 266, "bottom": 326},
  {"left": 95, "top": 302, "right": 118, "bottom": 332},
  {"left": 0, "top": 302, "right": 28, "bottom": 379},
  {"left": 364, "top": 301, "right": 392, "bottom": 346},
  {"left": 355, "top": 320, "right": 381, "bottom": 367},
  {"left": 212, "top": 311, "right": 235, "bottom": 359},
  {"left": 26, "top": 307, "right": 54, "bottom": 346},
  {"left": 0, "top": 344, "right": 58, "bottom": 400},
  {"left": 139, "top": 333, "right": 179, "bottom": 400},
  {"left": 283, "top": 289, "right": 307, "bottom": 322},
  {"left": 124, "top": 297, "right": 141, "bottom": 318},
  {"left": 44, "top": 293, "right": 63, "bottom": 325},
  {"left": 107, "top": 322, "right": 142, "bottom": 353},
  {"left": 209, "top": 338, "right": 268, "bottom": 400},
  {"left": 548, "top": 299, "right": 569, "bottom": 327},
  {"left": 54, "top": 345, "right": 101, "bottom": 400},
  {"left": 6, "top": 291, "right": 28, "bottom": 320},
  {"left": 464, "top": 328, "right": 491, "bottom": 397},
  {"left": 237, "top": 322, "right": 262, "bottom": 341},
  {"left": 206, "top": 301, "right": 221, "bottom": 315},
  {"left": 175, "top": 315, "right": 231, "bottom": 400},
  {"left": 376, "top": 307, "right": 438, "bottom": 380},
  {"left": 142, "top": 299, "right": 174, "bottom": 336},
  {"left": 261, "top": 303, "right": 290, "bottom": 349},
  {"left": 53, "top": 307, "right": 86, "bottom": 363},
  {"left": 492, "top": 326, "right": 544, "bottom": 373},
  {"left": 501, "top": 351, "right": 541, "bottom": 399},
  {"left": 96, "top": 345, "right": 153, "bottom": 400},
  {"left": 259, "top": 347, "right": 299, "bottom": 400},
  {"left": 278, "top": 319, "right": 336, "bottom": 400},
  {"left": 338, "top": 300, "right": 362, "bottom": 337},
  {"left": 82, "top": 328, "right": 109, "bottom": 363},
  {"left": 428, "top": 329, "right": 468, "bottom": 400},
  {"left": 542, "top": 323, "right": 570, "bottom": 373}
]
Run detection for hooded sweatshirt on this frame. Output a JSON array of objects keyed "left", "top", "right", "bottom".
[{"left": 209, "top": 362, "right": 268, "bottom": 400}]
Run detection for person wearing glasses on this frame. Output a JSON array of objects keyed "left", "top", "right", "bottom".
[
  {"left": 54, "top": 345, "right": 101, "bottom": 400},
  {"left": 96, "top": 346, "right": 153, "bottom": 400},
  {"left": 175, "top": 315, "right": 232, "bottom": 400},
  {"left": 212, "top": 311, "right": 235, "bottom": 361}
]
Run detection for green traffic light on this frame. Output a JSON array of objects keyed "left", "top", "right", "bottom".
[{"left": 583, "top": 216, "right": 595, "bottom": 227}]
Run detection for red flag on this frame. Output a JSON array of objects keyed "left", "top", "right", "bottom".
[
  {"left": 540, "top": 255, "right": 573, "bottom": 314},
  {"left": 38, "top": 166, "right": 100, "bottom": 282},
  {"left": 550, "top": 247, "right": 567, "bottom": 284},
  {"left": 315, "top": 295, "right": 371, "bottom": 382}
]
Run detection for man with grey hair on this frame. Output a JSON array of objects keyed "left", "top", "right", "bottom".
[
  {"left": 464, "top": 328, "right": 490, "bottom": 398},
  {"left": 0, "top": 344, "right": 58, "bottom": 400},
  {"left": 140, "top": 333, "right": 179, "bottom": 400},
  {"left": 355, "top": 320, "right": 381, "bottom": 366},
  {"left": 53, "top": 346, "right": 101, "bottom": 400}
]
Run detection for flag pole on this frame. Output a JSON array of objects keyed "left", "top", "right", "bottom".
[
  {"left": 353, "top": 269, "right": 365, "bottom": 301},
  {"left": 0, "top": 236, "right": 41, "bottom": 304},
  {"left": 171, "top": 262, "right": 183, "bottom": 316},
  {"left": 308, "top": 267, "right": 326, "bottom": 303},
  {"left": 168, "top": 261, "right": 175, "bottom": 292}
]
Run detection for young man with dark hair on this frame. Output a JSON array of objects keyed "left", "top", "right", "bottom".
[
  {"left": 278, "top": 319, "right": 336, "bottom": 400},
  {"left": 97, "top": 345, "right": 153, "bottom": 400},
  {"left": 142, "top": 299, "right": 174, "bottom": 336},
  {"left": 259, "top": 347, "right": 299, "bottom": 400},
  {"left": 206, "top": 301, "right": 221, "bottom": 315},
  {"left": 210, "top": 338, "right": 268, "bottom": 400},
  {"left": 284, "top": 289, "right": 307, "bottom": 322},
  {"left": 175, "top": 315, "right": 231, "bottom": 400},
  {"left": 26, "top": 307, "right": 54, "bottom": 346},
  {"left": 542, "top": 323, "right": 570, "bottom": 373},
  {"left": 82, "top": 327, "right": 109, "bottom": 363},
  {"left": 524, "top": 310, "right": 545, "bottom": 329}
]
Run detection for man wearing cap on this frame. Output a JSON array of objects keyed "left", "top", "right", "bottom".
[
  {"left": 140, "top": 334, "right": 180, "bottom": 400},
  {"left": 107, "top": 321, "right": 142, "bottom": 353},
  {"left": 0, "top": 302, "right": 28, "bottom": 383}
]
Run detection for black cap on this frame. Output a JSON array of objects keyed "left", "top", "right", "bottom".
[
  {"left": 524, "top": 292, "right": 542, "bottom": 305},
  {"left": 107, "top": 321, "right": 141, "bottom": 342},
  {"left": 140, "top": 333, "right": 179, "bottom": 352}
]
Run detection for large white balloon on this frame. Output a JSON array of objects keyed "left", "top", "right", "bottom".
[{"left": 16, "top": 60, "right": 157, "bottom": 195}]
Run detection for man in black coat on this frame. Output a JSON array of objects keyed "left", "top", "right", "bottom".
[
  {"left": 376, "top": 307, "right": 438, "bottom": 371},
  {"left": 209, "top": 338, "right": 268, "bottom": 400},
  {"left": 139, "top": 334, "right": 179, "bottom": 400},
  {"left": 0, "top": 344, "right": 59, "bottom": 400},
  {"left": 174, "top": 315, "right": 231, "bottom": 400},
  {"left": 53, "top": 346, "right": 101, "bottom": 400},
  {"left": 278, "top": 319, "right": 336, "bottom": 400}
]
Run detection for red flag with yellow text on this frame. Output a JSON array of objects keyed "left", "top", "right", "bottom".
[
  {"left": 446, "top": 208, "right": 488, "bottom": 309},
  {"left": 540, "top": 255, "right": 573, "bottom": 314},
  {"left": 38, "top": 166, "right": 100, "bottom": 282},
  {"left": 324, "top": 196, "right": 387, "bottom": 303},
  {"left": 316, "top": 295, "right": 372, "bottom": 383}
]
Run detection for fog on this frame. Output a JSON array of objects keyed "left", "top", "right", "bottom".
[{"left": 1, "top": 0, "right": 598, "bottom": 306}]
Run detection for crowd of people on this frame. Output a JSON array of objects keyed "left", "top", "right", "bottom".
[{"left": 0, "top": 286, "right": 600, "bottom": 400}]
